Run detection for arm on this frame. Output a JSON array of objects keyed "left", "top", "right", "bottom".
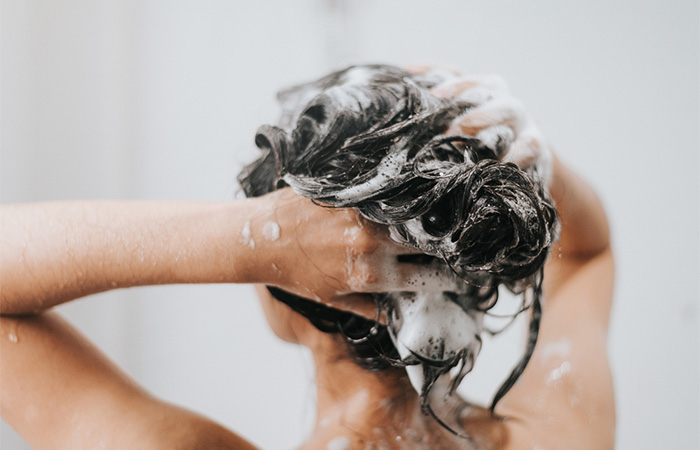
[
  {"left": 432, "top": 73, "right": 615, "bottom": 449},
  {"left": 428, "top": 72, "right": 611, "bottom": 293},
  {"left": 548, "top": 154, "right": 610, "bottom": 260},
  {"left": 543, "top": 155, "right": 613, "bottom": 329},
  {"left": 499, "top": 161, "right": 615, "bottom": 449},
  {"left": 1, "top": 188, "right": 459, "bottom": 316},
  {"left": 0, "top": 200, "right": 261, "bottom": 314},
  {"left": 1, "top": 312, "right": 259, "bottom": 449}
]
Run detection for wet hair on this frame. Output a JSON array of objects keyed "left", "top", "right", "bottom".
[{"left": 239, "top": 64, "right": 558, "bottom": 428}]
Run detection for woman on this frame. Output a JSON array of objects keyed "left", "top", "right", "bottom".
[{"left": 0, "top": 66, "right": 614, "bottom": 449}]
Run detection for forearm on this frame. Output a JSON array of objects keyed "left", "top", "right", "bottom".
[
  {"left": 0, "top": 312, "right": 258, "bottom": 449},
  {"left": 0, "top": 190, "right": 453, "bottom": 316},
  {"left": 0, "top": 312, "right": 148, "bottom": 448},
  {"left": 549, "top": 154, "right": 610, "bottom": 259},
  {"left": 0, "top": 200, "right": 265, "bottom": 314}
]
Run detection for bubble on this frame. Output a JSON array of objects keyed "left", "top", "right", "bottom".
[
  {"left": 547, "top": 361, "right": 571, "bottom": 385},
  {"left": 240, "top": 221, "right": 255, "bottom": 249},
  {"left": 262, "top": 221, "right": 280, "bottom": 241}
]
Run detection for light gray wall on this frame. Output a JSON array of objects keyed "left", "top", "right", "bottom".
[{"left": 2, "top": 1, "right": 698, "bottom": 449}]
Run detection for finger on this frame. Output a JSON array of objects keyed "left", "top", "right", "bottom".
[
  {"left": 475, "top": 124, "right": 515, "bottom": 158},
  {"left": 356, "top": 220, "right": 426, "bottom": 256},
  {"left": 505, "top": 128, "right": 553, "bottom": 182},
  {"left": 431, "top": 75, "right": 509, "bottom": 100},
  {"left": 456, "top": 86, "right": 501, "bottom": 107},
  {"left": 404, "top": 64, "right": 432, "bottom": 75},
  {"left": 448, "top": 96, "right": 531, "bottom": 136},
  {"left": 504, "top": 129, "right": 543, "bottom": 168}
]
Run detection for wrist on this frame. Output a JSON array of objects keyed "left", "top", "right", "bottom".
[{"left": 220, "top": 196, "right": 286, "bottom": 287}]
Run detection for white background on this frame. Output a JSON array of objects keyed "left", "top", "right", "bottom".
[{"left": 1, "top": 1, "right": 698, "bottom": 449}]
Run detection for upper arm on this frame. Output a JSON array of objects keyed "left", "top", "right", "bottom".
[
  {"left": 0, "top": 312, "right": 258, "bottom": 450},
  {"left": 542, "top": 245, "right": 615, "bottom": 333},
  {"left": 495, "top": 248, "right": 616, "bottom": 450}
]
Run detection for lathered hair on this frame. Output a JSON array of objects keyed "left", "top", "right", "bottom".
[{"left": 239, "top": 64, "right": 558, "bottom": 424}]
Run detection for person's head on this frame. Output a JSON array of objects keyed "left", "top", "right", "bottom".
[{"left": 239, "top": 64, "right": 557, "bottom": 425}]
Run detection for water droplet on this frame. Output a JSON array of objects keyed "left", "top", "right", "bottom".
[{"left": 8, "top": 333, "right": 18, "bottom": 343}]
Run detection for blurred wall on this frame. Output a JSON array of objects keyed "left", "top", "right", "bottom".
[{"left": 1, "top": 1, "right": 698, "bottom": 449}]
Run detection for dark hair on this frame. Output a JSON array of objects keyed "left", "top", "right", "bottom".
[{"left": 239, "top": 64, "right": 558, "bottom": 430}]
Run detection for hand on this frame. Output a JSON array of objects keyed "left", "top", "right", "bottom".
[
  {"left": 409, "top": 65, "right": 552, "bottom": 183},
  {"left": 254, "top": 188, "right": 464, "bottom": 316}
]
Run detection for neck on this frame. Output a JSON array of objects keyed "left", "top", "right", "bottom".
[
  {"left": 303, "top": 331, "right": 465, "bottom": 449},
  {"left": 299, "top": 331, "right": 496, "bottom": 450},
  {"left": 311, "top": 333, "right": 416, "bottom": 424}
]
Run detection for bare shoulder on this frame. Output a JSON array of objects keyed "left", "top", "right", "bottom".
[{"left": 473, "top": 248, "right": 616, "bottom": 450}]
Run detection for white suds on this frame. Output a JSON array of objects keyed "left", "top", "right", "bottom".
[
  {"left": 389, "top": 292, "right": 484, "bottom": 394},
  {"left": 331, "top": 149, "right": 408, "bottom": 201},
  {"left": 393, "top": 292, "right": 483, "bottom": 360},
  {"left": 476, "top": 124, "right": 514, "bottom": 151},
  {"left": 327, "top": 436, "right": 350, "bottom": 450},
  {"left": 344, "top": 247, "right": 358, "bottom": 281},
  {"left": 456, "top": 85, "right": 497, "bottom": 105},
  {"left": 344, "top": 225, "right": 362, "bottom": 240},
  {"left": 319, "top": 66, "right": 376, "bottom": 111},
  {"left": 343, "top": 66, "right": 374, "bottom": 86},
  {"left": 404, "top": 365, "right": 427, "bottom": 399},
  {"left": 547, "top": 361, "right": 571, "bottom": 385},
  {"left": 240, "top": 221, "right": 255, "bottom": 249},
  {"left": 8, "top": 333, "right": 18, "bottom": 343},
  {"left": 262, "top": 221, "right": 280, "bottom": 241}
]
